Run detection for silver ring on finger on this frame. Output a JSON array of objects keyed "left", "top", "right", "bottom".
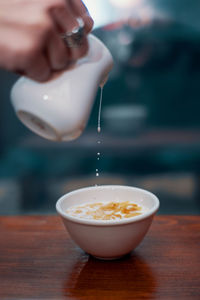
[{"left": 61, "top": 17, "right": 85, "bottom": 48}]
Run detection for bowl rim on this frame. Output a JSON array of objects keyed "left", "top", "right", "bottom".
[{"left": 56, "top": 185, "right": 160, "bottom": 226}]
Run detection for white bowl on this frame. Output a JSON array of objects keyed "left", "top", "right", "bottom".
[{"left": 56, "top": 185, "right": 159, "bottom": 260}]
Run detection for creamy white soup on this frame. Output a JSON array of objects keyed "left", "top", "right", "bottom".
[{"left": 66, "top": 201, "right": 146, "bottom": 220}]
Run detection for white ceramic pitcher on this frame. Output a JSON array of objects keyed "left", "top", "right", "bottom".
[{"left": 10, "top": 34, "right": 113, "bottom": 141}]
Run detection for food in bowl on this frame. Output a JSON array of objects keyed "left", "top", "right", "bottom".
[{"left": 66, "top": 201, "right": 146, "bottom": 220}]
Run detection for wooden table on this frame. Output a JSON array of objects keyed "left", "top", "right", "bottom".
[{"left": 0, "top": 216, "right": 199, "bottom": 300}]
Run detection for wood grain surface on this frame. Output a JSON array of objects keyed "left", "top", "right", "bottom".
[{"left": 0, "top": 216, "right": 199, "bottom": 300}]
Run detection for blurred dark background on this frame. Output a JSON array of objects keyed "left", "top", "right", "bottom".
[{"left": 0, "top": 0, "right": 200, "bottom": 215}]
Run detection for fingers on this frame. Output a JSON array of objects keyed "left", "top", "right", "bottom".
[
  {"left": 51, "top": 4, "right": 89, "bottom": 61},
  {"left": 3, "top": 0, "right": 94, "bottom": 82},
  {"left": 33, "top": 0, "right": 93, "bottom": 78},
  {"left": 69, "top": 0, "right": 94, "bottom": 33},
  {"left": 47, "top": 29, "right": 70, "bottom": 70},
  {"left": 51, "top": 0, "right": 93, "bottom": 34},
  {"left": 50, "top": 1, "right": 79, "bottom": 33}
]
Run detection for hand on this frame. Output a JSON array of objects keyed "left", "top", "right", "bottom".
[{"left": 0, "top": 0, "right": 93, "bottom": 81}]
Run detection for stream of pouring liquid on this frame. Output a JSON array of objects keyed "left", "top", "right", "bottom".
[
  {"left": 97, "top": 85, "right": 103, "bottom": 133},
  {"left": 96, "top": 85, "right": 104, "bottom": 179}
]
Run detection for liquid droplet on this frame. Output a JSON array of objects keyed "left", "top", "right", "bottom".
[
  {"left": 96, "top": 173, "right": 99, "bottom": 177},
  {"left": 97, "top": 152, "right": 100, "bottom": 156},
  {"left": 97, "top": 141, "right": 101, "bottom": 144},
  {"left": 97, "top": 157, "right": 100, "bottom": 160}
]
